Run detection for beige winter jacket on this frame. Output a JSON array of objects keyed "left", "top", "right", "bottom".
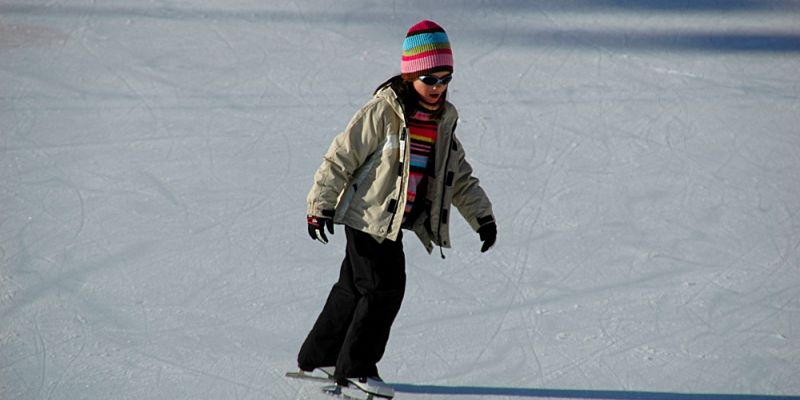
[{"left": 307, "top": 86, "right": 494, "bottom": 253}]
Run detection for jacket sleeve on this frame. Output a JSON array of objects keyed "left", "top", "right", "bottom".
[
  {"left": 307, "top": 99, "right": 385, "bottom": 216},
  {"left": 450, "top": 135, "right": 495, "bottom": 231}
]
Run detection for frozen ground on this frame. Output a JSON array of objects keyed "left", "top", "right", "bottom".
[{"left": 1, "top": 1, "right": 800, "bottom": 399}]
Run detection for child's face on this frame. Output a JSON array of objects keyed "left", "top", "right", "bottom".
[{"left": 412, "top": 71, "right": 451, "bottom": 106}]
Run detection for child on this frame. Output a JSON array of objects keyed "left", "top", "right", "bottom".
[{"left": 297, "top": 20, "right": 496, "bottom": 398}]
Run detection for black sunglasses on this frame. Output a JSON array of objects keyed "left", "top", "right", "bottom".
[{"left": 417, "top": 75, "right": 453, "bottom": 86}]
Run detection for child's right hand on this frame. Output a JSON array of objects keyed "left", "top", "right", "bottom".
[{"left": 307, "top": 210, "right": 335, "bottom": 244}]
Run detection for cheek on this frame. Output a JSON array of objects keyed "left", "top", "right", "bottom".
[{"left": 413, "top": 81, "right": 431, "bottom": 96}]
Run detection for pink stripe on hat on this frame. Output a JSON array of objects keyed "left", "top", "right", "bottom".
[{"left": 401, "top": 51, "right": 454, "bottom": 74}]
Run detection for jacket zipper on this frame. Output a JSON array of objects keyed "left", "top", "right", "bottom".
[{"left": 436, "top": 123, "right": 456, "bottom": 259}]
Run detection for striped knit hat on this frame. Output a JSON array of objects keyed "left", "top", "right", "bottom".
[{"left": 401, "top": 20, "right": 453, "bottom": 81}]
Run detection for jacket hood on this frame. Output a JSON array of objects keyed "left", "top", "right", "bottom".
[{"left": 374, "top": 86, "right": 405, "bottom": 119}]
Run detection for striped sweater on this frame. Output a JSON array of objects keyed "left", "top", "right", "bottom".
[{"left": 403, "top": 108, "right": 438, "bottom": 225}]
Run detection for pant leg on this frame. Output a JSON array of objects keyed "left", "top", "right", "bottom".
[
  {"left": 297, "top": 226, "right": 406, "bottom": 378},
  {"left": 297, "top": 253, "right": 359, "bottom": 371},
  {"left": 334, "top": 227, "right": 406, "bottom": 380}
]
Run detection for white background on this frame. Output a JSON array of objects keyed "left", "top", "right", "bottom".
[{"left": 2, "top": 1, "right": 799, "bottom": 399}]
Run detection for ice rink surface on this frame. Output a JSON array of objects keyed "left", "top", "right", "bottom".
[{"left": 2, "top": 1, "right": 799, "bottom": 399}]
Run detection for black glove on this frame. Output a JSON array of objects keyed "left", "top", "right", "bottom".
[
  {"left": 307, "top": 210, "right": 335, "bottom": 244},
  {"left": 478, "top": 222, "right": 497, "bottom": 253}
]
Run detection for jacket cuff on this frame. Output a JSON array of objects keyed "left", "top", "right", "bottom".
[{"left": 475, "top": 215, "right": 495, "bottom": 229}]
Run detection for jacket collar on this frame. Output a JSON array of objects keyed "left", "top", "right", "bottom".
[{"left": 375, "top": 85, "right": 457, "bottom": 123}]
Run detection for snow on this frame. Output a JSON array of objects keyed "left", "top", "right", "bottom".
[{"left": 1, "top": 1, "right": 799, "bottom": 399}]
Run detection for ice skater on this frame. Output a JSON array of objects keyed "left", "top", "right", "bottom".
[{"left": 296, "top": 20, "right": 496, "bottom": 398}]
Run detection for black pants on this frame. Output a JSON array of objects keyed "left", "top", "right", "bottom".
[{"left": 298, "top": 226, "right": 406, "bottom": 381}]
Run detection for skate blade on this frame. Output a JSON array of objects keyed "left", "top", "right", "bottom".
[{"left": 321, "top": 384, "right": 379, "bottom": 400}]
